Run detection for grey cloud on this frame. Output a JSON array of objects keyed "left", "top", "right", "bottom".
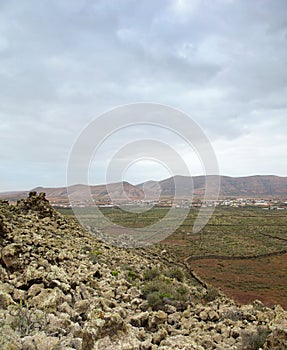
[{"left": 0, "top": 0, "right": 287, "bottom": 190}]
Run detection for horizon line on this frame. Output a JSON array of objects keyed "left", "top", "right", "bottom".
[{"left": 1, "top": 173, "right": 286, "bottom": 193}]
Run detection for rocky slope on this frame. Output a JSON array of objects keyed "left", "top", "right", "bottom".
[{"left": 0, "top": 192, "right": 286, "bottom": 349}]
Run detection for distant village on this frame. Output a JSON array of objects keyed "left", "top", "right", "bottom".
[{"left": 53, "top": 198, "right": 287, "bottom": 210}]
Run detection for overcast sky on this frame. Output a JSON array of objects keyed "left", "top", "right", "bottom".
[{"left": 1, "top": 0, "right": 287, "bottom": 191}]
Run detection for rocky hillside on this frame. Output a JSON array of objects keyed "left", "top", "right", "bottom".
[{"left": 0, "top": 193, "right": 287, "bottom": 349}]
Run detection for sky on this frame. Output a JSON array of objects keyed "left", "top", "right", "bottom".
[{"left": 0, "top": 0, "right": 287, "bottom": 191}]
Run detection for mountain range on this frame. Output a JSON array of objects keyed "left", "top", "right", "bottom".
[{"left": 1, "top": 175, "right": 287, "bottom": 203}]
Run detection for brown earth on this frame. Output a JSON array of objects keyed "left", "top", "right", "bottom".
[{"left": 191, "top": 254, "right": 287, "bottom": 310}]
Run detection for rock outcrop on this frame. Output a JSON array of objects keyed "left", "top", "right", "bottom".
[{"left": 0, "top": 193, "right": 286, "bottom": 349}]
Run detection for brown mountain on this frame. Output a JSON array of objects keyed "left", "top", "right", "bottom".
[
  {"left": 31, "top": 181, "right": 144, "bottom": 204},
  {"left": 138, "top": 175, "right": 287, "bottom": 199},
  {"left": 216, "top": 175, "right": 287, "bottom": 198},
  {"left": 1, "top": 175, "right": 286, "bottom": 203}
]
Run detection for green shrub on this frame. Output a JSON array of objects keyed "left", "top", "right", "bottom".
[
  {"left": 164, "top": 277, "right": 172, "bottom": 284},
  {"left": 143, "top": 268, "right": 161, "bottom": 281},
  {"left": 91, "top": 250, "right": 102, "bottom": 256},
  {"left": 144, "top": 266, "right": 185, "bottom": 282},
  {"left": 147, "top": 292, "right": 164, "bottom": 310},
  {"left": 111, "top": 270, "right": 119, "bottom": 277},
  {"left": 164, "top": 267, "right": 184, "bottom": 282},
  {"left": 242, "top": 326, "right": 270, "bottom": 350},
  {"left": 127, "top": 270, "right": 139, "bottom": 281},
  {"left": 142, "top": 277, "right": 189, "bottom": 310},
  {"left": 88, "top": 250, "right": 102, "bottom": 263},
  {"left": 142, "top": 279, "right": 167, "bottom": 296},
  {"left": 176, "top": 285, "right": 189, "bottom": 296}
]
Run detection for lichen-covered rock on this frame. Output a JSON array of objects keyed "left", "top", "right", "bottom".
[
  {"left": 89, "top": 331, "right": 144, "bottom": 350},
  {"left": 148, "top": 310, "right": 167, "bottom": 330},
  {"left": 152, "top": 327, "right": 168, "bottom": 344},
  {"left": 263, "top": 328, "right": 287, "bottom": 349},
  {"left": 29, "top": 287, "right": 65, "bottom": 309},
  {"left": 0, "top": 326, "right": 22, "bottom": 350},
  {"left": 84, "top": 311, "right": 127, "bottom": 340},
  {"left": 130, "top": 311, "right": 149, "bottom": 327},
  {"left": 159, "top": 335, "right": 203, "bottom": 349},
  {"left": 0, "top": 290, "right": 15, "bottom": 309},
  {"left": 21, "top": 332, "right": 64, "bottom": 350},
  {"left": 1, "top": 244, "right": 22, "bottom": 270},
  {"left": 208, "top": 310, "right": 219, "bottom": 321},
  {"left": 16, "top": 192, "right": 54, "bottom": 218},
  {"left": 199, "top": 310, "right": 208, "bottom": 321},
  {"left": 0, "top": 212, "right": 11, "bottom": 240}
]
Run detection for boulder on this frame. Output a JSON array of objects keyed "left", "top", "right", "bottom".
[
  {"left": 152, "top": 327, "right": 167, "bottom": 344},
  {"left": 0, "top": 326, "right": 22, "bottom": 350},
  {"left": 130, "top": 312, "right": 149, "bottom": 328},
  {"left": 208, "top": 310, "right": 219, "bottom": 322},
  {"left": 29, "top": 287, "right": 65, "bottom": 309},
  {"left": 21, "top": 332, "right": 62, "bottom": 350},
  {"left": 199, "top": 310, "right": 208, "bottom": 321},
  {"left": 263, "top": 328, "right": 287, "bottom": 350},
  {"left": 0, "top": 290, "right": 15, "bottom": 309},
  {"left": 148, "top": 311, "right": 167, "bottom": 330},
  {"left": 1, "top": 244, "right": 22, "bottom": 270}
]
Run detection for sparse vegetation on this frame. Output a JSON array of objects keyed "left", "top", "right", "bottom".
[
  {"left": 221, "top": 309, "right": 244, "bottom": 321},
  {"left": 91, "top": 249, "right": 102, "bottom": 256},
  {"left": 141, "top": 267, "right": 190, "bottom": 310},
  {"left": 164, "top": 267, "right": 185, "bottom": 282},
  {"left": 143, "top": 267, "right": 161, "bottom": 281},
  {"left": 242, "top": 326, "right": 271, "bottom": 350},
  {"left": 3, "top": 301, "right": 48, "bottom": 337},
  {"left": 127, "top": 270, "right": 140, "bottom": 282},
  {"left": 88, "top": 249, "right": 102, "bottom": 263},
  {"left": 203, "top": 286, "right": 221, "bottom": 303},
  {"left": 60, "top": 205, "right": 287, "bottom": 308}
]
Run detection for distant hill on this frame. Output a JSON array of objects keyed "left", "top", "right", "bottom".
[
  {"left": 31, "top": 181, "right": 144, "bottom": 204},
  {"left": 140, "top": 175, "right": 287, "bottom": 199},
  {"left": 1, "top": 175, "right": 287, "bottom": 203}
]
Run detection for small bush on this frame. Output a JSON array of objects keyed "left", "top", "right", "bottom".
[
  {"left": 91, "top": 250, "right": 102, "bottom": 256},
  {"left": 127, "top": 270, "right": 139, "bottom": 281},
  {"left": 164, "top": 267, "right": 184, "bottom": 282},
  {"left": 242, "top": 326, "right": 270, "bottom": 350},
  {"left": 88, "top": 250, "right": 102, "bottom": 263},
  {"left": 176, "top": 285, "right": 189, "bottom": 296},
  {"left": 147, "top": 292, "right": 164, "bottom": 310},
  {"left": 8, "top": 301, "right": 48, "bottom": 336},
  {"left": 222, "top": 309, "right": 244, "bottom": 321},
  {"left": 142, "top": 279, "right": 166, "bottom": 296},
  {"left": 121, "top": 263, "right": 131, "bottom": 270},
  {"left": 142, "top": 277, "right": 189, "bottom": 310},
  {"left": 203, "top": 286, "right": 220, "bottom": 303},
  {"left": 111, "top": 270, "right": 119, "bottom": 277},
  {"left": 164, "top": 277, "right": 172, "bottom": 284},
  {"left": 143, "top": 268, "right": 161, "bottom": 281}
]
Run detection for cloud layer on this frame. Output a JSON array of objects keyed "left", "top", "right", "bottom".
[{"left": 1, "top": 0, "right": 287, "bottom": 190}]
